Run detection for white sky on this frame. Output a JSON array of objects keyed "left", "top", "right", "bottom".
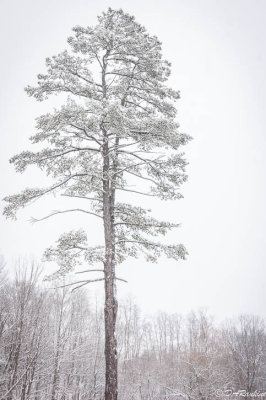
[{"left": 0, "top": 0, "right": 266, "bottom": 320}]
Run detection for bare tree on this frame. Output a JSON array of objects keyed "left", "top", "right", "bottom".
[
  {"left": 0, "top": 264, "right": 46, "bottom": 400},
  {"left": 223, "top": 315, "right": 266, "bottom": 393},
  {"left": 0, "top": 266, "right": 266, "bottom": 400},
  {"left": 3, "top": 8, "right": 191, "bottom": 399},
  {"left": 177, "top": 311, "right": 221, "bottom": 400}
]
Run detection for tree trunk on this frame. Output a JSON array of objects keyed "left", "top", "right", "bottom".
[
  {"left": 104, "top": 259, "right": 118, "bottom": 400},
  {"left": 101, "top": 51, "right": 118, "bottom": 400},
  {"left": 103, "top": 164, "right": 118, "bottom": 400},
  {"left": 51, "top": 292, "right": 64, "bottom": 400}
]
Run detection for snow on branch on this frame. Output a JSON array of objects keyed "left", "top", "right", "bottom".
[{"left": 43, "top": 230, "right": 105, "bottom": 279}]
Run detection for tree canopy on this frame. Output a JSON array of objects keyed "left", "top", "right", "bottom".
[{"left": 4, "top": 9, "right": 191, "bottom": 278}]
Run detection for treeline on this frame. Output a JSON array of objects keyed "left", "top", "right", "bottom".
[{"left": 0, "top": 265, "right": 265, "bottom": 399}]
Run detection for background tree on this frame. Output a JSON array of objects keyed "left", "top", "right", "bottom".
[
  {"left": 0, "top": 263, "right": 266, "bottom": 399},
  {"left": 223, "top": 315, "right": 266, "bottom": 393},
  {"left": 3, "top": 8, "right": 191, "bottom": 400}
]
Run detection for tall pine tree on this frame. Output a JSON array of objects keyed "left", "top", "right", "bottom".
[{"left": 4, "top": 9, "right": 191, "bottom": 400}]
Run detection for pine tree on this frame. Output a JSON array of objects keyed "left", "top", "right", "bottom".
[{"left": 3, "top": 8, "right": 191, "bottom": 400}]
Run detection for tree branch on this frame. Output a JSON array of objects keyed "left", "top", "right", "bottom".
[
  {"left": 30, "top": 208, "right": 102, "bottom": 223},
  {"left": 115, "top": 277, "right": 128, "bottom": 283},
  {"left": 53, "top": 278, "right": 105, "bottom": 290},
  {"left": 61, "top": 194, "right": 102, "bottom": 202},
  {"left": 116, "top": 188, "right": 154, "bottom": 197},
  {"left": 75, "top": 269, "right": 104, "bottom": 274}
]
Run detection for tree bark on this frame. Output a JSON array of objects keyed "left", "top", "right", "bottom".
[
  {"left": 103, "top": 256, "right": 118, "bottom": 400},
  {"left": 103, "top": 183, "right": 118, "bottom": 399},
  {"left": 101, "top": 49, "right": 118, "bottom": 400},
  {"left": 102, "top": 143, "right": 118, "bottom": 400}
]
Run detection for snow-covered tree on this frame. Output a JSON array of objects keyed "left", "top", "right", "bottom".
[
  {"left": 1, "top": 265, "right": 266, "bottom": 400},
  {"left": 223, "top": 315, "right": 266, "bottom": 392},
  {"left": 3, "top": 8, "right": 191, "bottom": 400}
]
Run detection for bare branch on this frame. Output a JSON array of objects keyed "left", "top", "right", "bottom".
[
  {"left": 30, "top": 208, "right": 102, "bottom": 223},
  {"left": 53, "top": 278, "right": 105, "bottom": 290},
  {"left": 116, "top": 188, "right": 154, "bottom": 197},
  {"left": 75, "top": 269, "right": 104, "bottom": 274},
  {"left": 125, "top": 170, "right": 160, "bottom": 186},
  {"left": 115, "top": 277, "right": 128, "bottom": 283},
  {"left": 61, "top": 194, "right": 102, "bottom": 202}
]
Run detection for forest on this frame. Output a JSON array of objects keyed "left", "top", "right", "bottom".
[{"left": 0, "top": 263, "right": 265, "bottom": 400}]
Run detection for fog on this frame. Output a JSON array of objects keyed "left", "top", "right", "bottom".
[{"left": 1, "top": 0, "right": 266, "bottom": 319}]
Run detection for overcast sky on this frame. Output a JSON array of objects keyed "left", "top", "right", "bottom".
[{"left": 0, "top": 0, "right": 266, "bottom": 320}]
